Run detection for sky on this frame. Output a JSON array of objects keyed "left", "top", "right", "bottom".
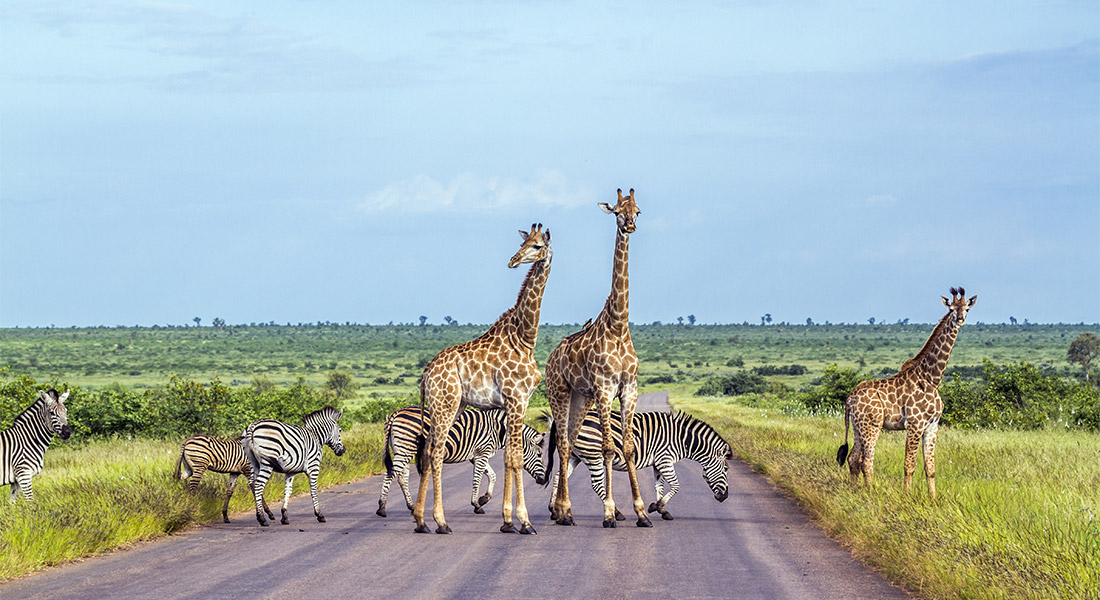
[{"left": 1, "top": 1, "right": 1097, "bottom": 328}]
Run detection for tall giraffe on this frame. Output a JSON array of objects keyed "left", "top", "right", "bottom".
[
  {"left": 545, "top": 188, "right": 651, "bottom": 528},
  {"left": 412, "top": 223, "right": 552, "bottom": 534},
  {"left": 837, "top": 287, "right": 976, "bottom": 500}
]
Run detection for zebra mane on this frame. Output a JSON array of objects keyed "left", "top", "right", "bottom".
[
  {"left": 302, "top": 406, "right": 341, "bottom": 424},
  {"left": 9, "top": 389, "right": 62, "bottom": 426},
  {"left": 669, "top": 410, "right": 729, "bottom": 453}
]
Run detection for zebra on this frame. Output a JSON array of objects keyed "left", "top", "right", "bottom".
[
  {"left": 175, "top": 434, "right": 274, "bottom": 523},
  {"left": 376, "top": 406, "right": 547, "bottom": 517},
  {"left": 2, "top": 389, "right": 72, "bottom": 503},
  {"left": 543, "top": 409, "right": 731, "bottom": 520},
  {"left": 243, "top": 406, "right": 345, "bottom": 527}
]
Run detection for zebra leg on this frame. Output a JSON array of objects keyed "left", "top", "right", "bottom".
[
  {"left": 309, "top": 468, "right": 325, "bottom": 523},
  {"left": 651, "top": 460, "right": 679, "bottom": 520},
  {"left": 473, "top": 457, "right": 496, "bottom": 513},
  {"left": 649, "top": 465, "right": 663, "bottom": 513},
  {"left": 251, "top": 464, "right": 273, "bottom": 526},
  {"left": 223, "top": 473, "right": 238, "bottom": 523},
  {"left": 399, "top": 461, "right": 414, "bottom": 511},
  {"left": 9, "top": 481, "right": 19, "bottom": 503},
  {"left": 377, "top": 469, "right": 393, "bottom": 517},
  {"left": 186, "top": 465, "right": 206, "bottom": 495},
  {"left": 281, "top": 475, "right": 295, "bottom": 525}
]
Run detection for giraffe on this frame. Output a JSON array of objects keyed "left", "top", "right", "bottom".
[
  {"left": 837, "top": 287, "right": 976, "bottom": 500},
  {"left": 412, "top": 223, "right": 552, "bottom": 534},
  {"left": 545, "top": 188, "right": 652, "bottom": 528}
]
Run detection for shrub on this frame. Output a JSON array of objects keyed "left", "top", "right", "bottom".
[
  {"left": 695, "top": 371, "right": 768, "bottom": 397},
  {"left": 794, "top": 364, "right": 871, "bottom": 412}
]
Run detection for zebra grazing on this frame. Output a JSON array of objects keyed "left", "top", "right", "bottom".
[
  {"left": 243, "top": 406, "right": 345, "bottom": 527},
  {"left": 544, "top": 410, "right": 731, "bottom": 520},
  {"left": 2, "top": 389, "right": 72, "bottom": 502},
  {"left": 175, "top": 434, "right": 273, "bottom": 523},
  {"left": 376, "top": 406, "right": 546, "bottom": 517}
]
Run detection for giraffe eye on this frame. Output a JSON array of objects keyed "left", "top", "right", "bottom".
[{"left": 532, "top": 244, "right": 543, "bottom": 249}]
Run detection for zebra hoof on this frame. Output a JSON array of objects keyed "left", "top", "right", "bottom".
[
  {"left": 414, "top": 524, "right": 431, "bottom": 534},
  {"left": 281, "top": 516, "right": 290, "bottom": 525},
  {"left": 500, "top": 523, "right": 517, "bottom": 533},
  {"left": 223, "top": 513, "right": 231, "bottom": 524},
  {"left": 661, "top": 511, "right": 674, "bottom": 521},
  {"left": 603, "top": 518, "right": 617, "bottom": 528},
  {"left": 519, "top": 524, "right": 537, "bottom": 535},
  {"left": 478, "top": 494, "right": 491, "bottom": 506},
  {"left": 376, "top": 507, "right": 387, "bottom": 518},
  {"left": 614, "top": 509, "right": 626, "bottom": 521},
  {"left": 636, "top": 517, "right": 653, "bottom": 528},
  {"left": 473, "top": 505, "right": 485, "bottom": 514},
  {"left": 258, "top": 517, "right": 269, "bottom": 527},
  {"left": 436, "top": 524, "right": 452, "bottom": 534},
  {"left": 647, "top": 502, "right": 659, "bottom": 513},
  {"left": 316, "top": 515, "right": 326, "bottom": 523}
]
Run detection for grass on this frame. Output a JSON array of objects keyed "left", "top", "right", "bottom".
[
  {"left": 673, "top": 392, "right": 1100, "bottom": 600},
  {"left": 0, "top": 422, "right": 385, "bottom": 581}
]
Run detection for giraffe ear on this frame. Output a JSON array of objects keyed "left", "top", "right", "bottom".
[
  {"left": 598, "top": 202, "right": 614, "bottom": 214},
  {"left": 967, "top": 295, "right": 977, "bottom": 307},
  {"left": 543, "top": 229, "right": 551, "bottom": 244},
  {"left": 941, "top": 296, "right": 951, "bottom": 308},
  {"left": 518, "top": 229, "right": 529, "bottom": 240}
]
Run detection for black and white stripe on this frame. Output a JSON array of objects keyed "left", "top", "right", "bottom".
[
  {"left": 376, "top": 406, "right": 546, "bottom": 517},
  {"left": 243, "top": 406, "right": 345, "bottom": 526},
  {"left": 175, "top": 434, "right": 273, "bottom": 523},
  {"left": 2, "top": 389, "right": 72, "bottom": 503},
  {"left": 546, "top": 410, "right": 731, "bottom": 520}
]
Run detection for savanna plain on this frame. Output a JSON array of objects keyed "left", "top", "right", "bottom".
[{"left": 2, "top": 322, "right": 1098, "bottom": 600}]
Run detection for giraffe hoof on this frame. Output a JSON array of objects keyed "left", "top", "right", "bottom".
[
  {"left": 614, "top": 509, "right": 626, "bottom": 521},
  {"left": 500, "top": 523, "right": 517, "bottom": 533},
  {"left": 660, "top": 511, "right": 674, "bottom": 521},
  {"left": 414, "top": 524, "right": 432, "bottom": 534},
  {"left": 316, "top": 515, "right": 326, "bottom": 523},
  {"left": 376, "top": 508, "right": 387, "bottom": 518},
  {"left": 519, "top": 524, "right": 537, "bottom": 535},
  {"left": 637, "top": 517, "right": 653, "bottom": 528},
  {"left": 603, "top": 518, "right": 617, "bottom": 528},
  {"left": 436, "top": 524, "right": 452, "bottom": 534},
  {"left": 474, "top": 505, "right": 485, "bottom": 514},
  {"left": 555, "top": 516, "right": 575, "bottom": 526}
]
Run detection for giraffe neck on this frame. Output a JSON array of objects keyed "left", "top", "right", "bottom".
[
  {"left": 903, "top": 312, "right": 961, "bottom": 386},
  {"left": 604, "top": 228, "right": 630, "bottom": 333},
  {"left": 508, "top": 254, "right": 551, "bottom": 350}
]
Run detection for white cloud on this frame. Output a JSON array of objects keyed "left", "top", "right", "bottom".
[{"left": 357, "top": 170, "right": 596, "bottom": 215}]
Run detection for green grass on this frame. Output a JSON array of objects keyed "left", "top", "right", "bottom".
[
  {"left": 673, "top": 393, "right": 1100, "bottom": 600},
  {"left": 0, "top": 422, "right": 384, "bottom": 581}
]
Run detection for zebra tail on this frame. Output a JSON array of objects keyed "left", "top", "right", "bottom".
[
  {"left": 836, "top": 403, "right": 850, "bottom": 466},
  {"left": 384, "top": 439, "right": 395, "bottom": 479},
  {"left": 542, "top": 416, "right": 557, "bottom": 488},
  {"left": 174, "top": 448, "right": 186, "bottom": 480}
]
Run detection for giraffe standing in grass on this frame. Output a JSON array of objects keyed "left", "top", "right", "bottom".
[
  {"left": 837, "top": 287, "right": 976, "bottom": 500},
  {"left": 412, "top": 223, "right": 552, "bottom": 535},
  {"left": 545, "top": 188, "right": 652, "bottom": 528}
]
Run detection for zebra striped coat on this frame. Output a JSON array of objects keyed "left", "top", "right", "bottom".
[
  {"left": 2, "top": 389, "right": 72, "bottom": 502},
  {"left": 376, "top": 406, "right": 546, "bottom": 517},
  {"left": 175, "top": 434, "right": 273, "bottom": 523},
  {"left": 545, "top": 410, "right": 731, "bottom": 520},
  {"left": 243, "top": 406, "right": 345, "bottom": 527}
]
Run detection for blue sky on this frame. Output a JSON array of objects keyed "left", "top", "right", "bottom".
[{"left": 1, "top": 1, "right": 1097, "bottom": 327}]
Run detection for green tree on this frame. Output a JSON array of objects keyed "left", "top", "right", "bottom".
[
  {"left": 1068, "top": 332, "right": 1100, "bottom": 382},
  {"left": 192, "top": 317, "right": 201, "bottom": 327},
  {"left": 687, "top": 314, "right": 696, "bottom": 326},
  {"left": 325, "top": 371, "right": 360, "bottom": 402},
  {"left": 419, "top": 315, "right": 428, "bottom": 326}
]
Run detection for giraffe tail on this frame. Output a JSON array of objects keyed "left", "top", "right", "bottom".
[
  {"left": 836, "top": 403, "right": 850, "bottom": 466},
  {"left": 542, "top": 414, "right": 557, "bottom": 488}
]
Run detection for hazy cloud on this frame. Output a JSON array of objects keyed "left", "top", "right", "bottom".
[{"left": 356, "top": 170, "right": 596, "bottom": 215}]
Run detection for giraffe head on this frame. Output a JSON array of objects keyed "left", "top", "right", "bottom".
[
  {"left": 508, "top": 223, "right": 552, "bottom": 268},
  {"left": 598, "top": 188, "right": 640, "bottom": 234},
  {"left": 941, "top": 286, "right": 977, "bottom": 325}
]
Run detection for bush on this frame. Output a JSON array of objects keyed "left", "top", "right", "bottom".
[
  {"left": 794, "top": 364, "right": 871, "bottom": 412},
  {"left": 351, "top": 394, "right": 418, "bottom": 423},
  {"left": 751, "top": 364, "right": 809, "bottom": 376},
  {"left": 695, "top": 371, "right": 768, "bottom": 397}
]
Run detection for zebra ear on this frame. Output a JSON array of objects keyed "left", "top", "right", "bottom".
[
  {"left": 40, "top": 390, "right": 53, "bottom": 405},
  {"left": 336, "top": 409, "right": 344, "bottom": 420},
  {"left": 59, "top": 389, "right": 71, "bottom": 403}
]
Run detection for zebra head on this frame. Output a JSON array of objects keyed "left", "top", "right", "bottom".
[
  {"left": 40, "top": 388, "right": 72, "bottom": 440},
  {"left": 522, "top": 426, "right": 547, "bottom": 485},
  {"left": 701, "top": 438, "right": 733, "bottom": 503},
  {"left": 305, "top": 407, "right": 345, "bottom": 457}
]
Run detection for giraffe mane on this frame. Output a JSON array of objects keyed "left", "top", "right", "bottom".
[{"left": 898, "top": 309, "right": 952, "bottom": 374}]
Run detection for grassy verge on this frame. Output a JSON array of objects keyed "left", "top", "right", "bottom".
[
  {"left": 672, "top": 392, "right": 1100, "bottom": 600},
  {"left": 0, "top": 422, "right": 384, "bottom": 581}
]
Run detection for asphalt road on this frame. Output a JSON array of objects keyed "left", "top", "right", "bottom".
[{"left": 2, "top": 392, "right": 910, "bottom": 600}]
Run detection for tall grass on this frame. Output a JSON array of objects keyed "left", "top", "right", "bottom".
[
  {"left": 675, "top": 393, "right": 1100, "bottom": 600},
  {"left": 0, "top": 423, "right": 384, "bottom": 581}
]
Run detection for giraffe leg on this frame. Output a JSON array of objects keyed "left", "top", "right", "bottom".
[
  {"left": 501, "top": 406, "right": 536, "bottom": 534},
  {"left": 903, "top": 422, "right": 926, "bottom": 494},
  {"left": 619, "top": 386, "right": 652, "bottom": 528},
  {"left": 922, "top": 420, "right": 939, "bottom": 501},
  {"left": 412, "top": 436, "right": 433, "bottom": 533},
  {"left": 860, "top": 427, "right": 880, "bottom": 488},
  {"left": 847, "top": 428, "right": 864, "bottom": 485},
  {"left": 596, "top": 394, "right": 619, "bottom": 528}
]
